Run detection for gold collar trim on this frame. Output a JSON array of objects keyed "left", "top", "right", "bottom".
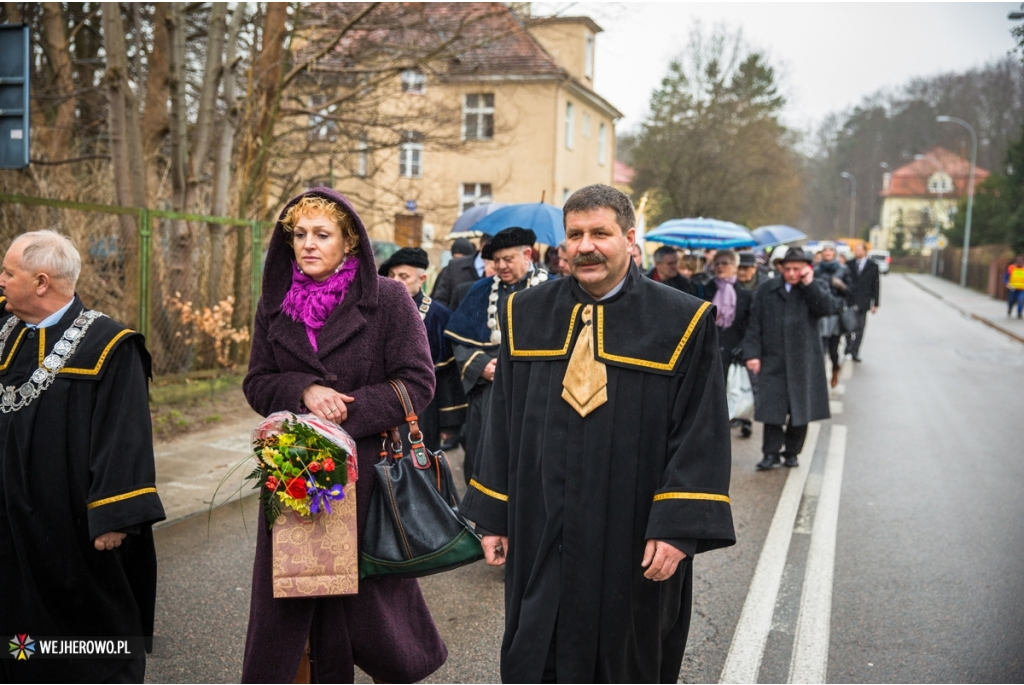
[{"left": 595, "top": 301, "right": 710, "bottom": 371}]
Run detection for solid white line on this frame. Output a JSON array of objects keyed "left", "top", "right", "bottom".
[
  {"left": 719, "top": 423, "right": 822, "bottom": 684},
  {"left": 788, "top": 425, "right": 848, "bottom": 684}
]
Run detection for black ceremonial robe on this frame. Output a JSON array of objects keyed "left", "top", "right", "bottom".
[
  {"left": 414, "top": 292, "right": 466, "bottom": 451},
  {"left": 0, "top": 296, "right": 165, "bottom": 683},
  {"left": 460, "top": 267, "right": 736, "bottom": 683}
]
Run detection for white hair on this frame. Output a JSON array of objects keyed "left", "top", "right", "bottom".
[{"left": 12, "top": 230, "right": 82, "bottom": 292}]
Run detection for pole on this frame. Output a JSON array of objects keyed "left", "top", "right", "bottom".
[
  {"left": 137, "top": 209, "right": 151, "bottom": 339},
  {"left": 937, "top": 116, "right": 977, "bottom": 288},
  {"left": 840, "top": 172, "right": 856, "bottom": 236}
]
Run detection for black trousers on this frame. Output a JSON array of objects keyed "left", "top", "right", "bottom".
[
  {"left": 846, "top": 309, "right": 868, "bottom": 357},
  {"left": 823, "top": 335, "right": 841, "bottom": 371},
  {"left": 763, "top": 422, "right": 808, "bottom": 457}
]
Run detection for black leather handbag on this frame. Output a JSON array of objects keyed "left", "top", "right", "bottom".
[
  {"left": 359, "top": 379, "right": 484, "bottom": 579},
  {"left": 839, "top": 304, "right": 859, "bottom": 333}
]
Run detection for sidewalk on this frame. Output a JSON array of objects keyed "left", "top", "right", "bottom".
[
  {"left": 153, "top": 410, "right": 260, "bottom": 526},
  {"left": 902, "top": 273, "right": 1024, "bottom": 344}
]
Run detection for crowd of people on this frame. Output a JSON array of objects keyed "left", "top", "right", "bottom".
[{"left": 1, "top": 183, "right": 880, "bottom": 684}]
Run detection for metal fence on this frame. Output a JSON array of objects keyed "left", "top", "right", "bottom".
[{"left": 0, "top": 193, "right": 272, "bottom": 376}]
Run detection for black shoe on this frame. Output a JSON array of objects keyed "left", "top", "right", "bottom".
[
  {"left": 852, "top": 355, "right": 862, "bottom": 363},
  {"left": 756, "top": 454, "right": 781, "bottom": 470},
  {"left": 439, "top": 436, "right": 460, "bottom": 451},
  {"left": 783, "top": 453, "right": 799, "bottom": 467},
  {"left": 740, "top": 422, "right": 753, "bottom": 438}
]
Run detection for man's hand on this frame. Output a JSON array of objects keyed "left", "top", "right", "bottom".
[
  {"left": 302, "top": 384, "right": 355, "bottom": 424},
  {"left": 871, "top": 305, "right": 878, "bottom": 314},
  {"left": 800, "top": 264, "right": 815, "bottom": 286},
  {"left": 641, "top": 539, "right": 687, "bottom": 581},
  {"left": 481, "top": 535, "right": 508, "bottom": 566},
  {"left": 746, "top": 358, "right": 761, "bottom": 374},
  {"left": 481, "top": 359, "right": 497, "bottom": 382},
  {"left": 94, "top": 532, "right": 126, "bottom": 551}
]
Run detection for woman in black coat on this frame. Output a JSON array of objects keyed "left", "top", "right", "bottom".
[
  {"left": 813, "top": 243, "right": 850, "bottom": 388},
  {"left": 703, "top": 249, "right": 754, "bottom": 436}
]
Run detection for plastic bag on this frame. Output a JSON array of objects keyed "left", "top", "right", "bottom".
[{"left": 726, "top": 363, "right": 754, "bottom": 420}]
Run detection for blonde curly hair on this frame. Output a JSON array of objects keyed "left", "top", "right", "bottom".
[{"left": 281, "top": 195, "right": 360, "bottom": 255}]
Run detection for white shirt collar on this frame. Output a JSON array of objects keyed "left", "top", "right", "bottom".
[
  {"left": 473, "top": 253, "right": 485, "bottom": 277},
  {"left": 784, "top": 282, "right": 793, "bottom": 292},
  {"left": 598, "top": 273, "right": 628, "bottom": 301},
  {"left": 27, "top": 297, "right": 75, "bottom": 330}
]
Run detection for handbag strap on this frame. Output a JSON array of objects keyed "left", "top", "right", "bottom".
[{"left": 387, "top": 379, "right": 431, "bottom": 470}]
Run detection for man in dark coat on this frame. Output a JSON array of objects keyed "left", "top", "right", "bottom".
[
  {"left": 737, "top": 251, "right": 764, "bottom": 292},
  {"left": 444, "top": 228, "right": 547, "bottom": 485},
  {"left": 461, "top": 185, "right": 735, "bottom": 683},
  {"left": 645, "top": 244, "right": 695, "bottom": 294},
  {"left": 845, "top": 242, "right": 880, "bottom": 362},
  {"left": 431, "top": 235, "right": 489, "bottom": 308},
  {"left": 742, "top": 248, "right": 834, "bottom": 470},
  {"left": 379, "top": 247, "right": 467, "bottom": 451},
  {"left": 0, "top": 230, "right": 164, "bottom": 683},
  {"left": 703, "top": 249, "right": 754, "bottom": 437}
]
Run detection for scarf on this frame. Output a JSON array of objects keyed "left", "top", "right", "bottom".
[
  {"left": 713, "top": 276, "right": 738, "bottom": 328},
  {"left": 281, "top": 258, "right": 359, "bottom": 351}
]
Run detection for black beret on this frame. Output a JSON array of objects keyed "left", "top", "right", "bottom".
[
  {"left": 450, "top": 238, "right": 476, "bottom": 257},
  {"left": 779, "top": 247, "right": 814, "bottom": 264},
  {"left": 738, "top": 252, "right": 757, "bottom": 266},
  {"left": 481, "top": 227, "right": 536, "bottom": 260},
  {"left": 377, "top": 247, "right": 430, "bottom": 276}
]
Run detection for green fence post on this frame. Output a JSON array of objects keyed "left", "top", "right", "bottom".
[
  {"left": 250, "top": 220, "right": 262, "bottom": 324},
  {"left": 137, "top": 209, "right": 151, "bottom": 339}
]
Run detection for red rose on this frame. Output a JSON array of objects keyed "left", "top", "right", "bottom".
[
  {"left": 323, "top": 458, "right": 335, "bottom": 472},
  {"left": 308, "top": 461, "right": 321, "bottom": 473},
  {"left": 285, "top": 477, "right": 308, "bottom": 500},
  {"left": 265, "top": 476, "right": 280, "bottom": 491}
]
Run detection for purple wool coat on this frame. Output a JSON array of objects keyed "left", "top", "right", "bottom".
[{"left": 241, "top": 188, "right": 446, "bottom": 683}]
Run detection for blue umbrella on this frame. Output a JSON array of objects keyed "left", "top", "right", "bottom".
[
  {"left": 752, "top": 224, "right": 807, "bottom": 248},
  {"left": 468, "top": 202, "right": 565, "bottom": 246},
  {"left": 450, "top": 202, "right": 508, "bottom": 236},
  {"left": 645, "top": 218, "right": 756, "bottom": 249}
]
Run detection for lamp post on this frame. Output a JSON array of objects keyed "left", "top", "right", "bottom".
[
  {"left": 936, "top": 115, "right": 977, "bottom": 288},
  {"left": 840, "top": 171, "right": 856, "bottom": 237},
  {"left": 914, "top": 154, "right": 945, "bottom": 276}
]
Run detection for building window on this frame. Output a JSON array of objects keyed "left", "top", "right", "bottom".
[
  {"left": 565, "top": 102, "right": 574, "bottom": 150},
  {"left": 357, "top": 133, "right": 369, "bottom": 177},
  {"left": 463, "top": 93, "right": 494, "bottom": 140},
  {"left": 585, "top": 33, "right": 595, "bottom": 79},
  {"left": 308, "top": 94, "right": 337, "bottom": 142},
  {"left": 460, "top": 183, "right": 492, "bottom": 214},
  {"left": 598, "top": 123, "right": 607, "bottom": 165},
  {"left": 582, "top": 113, "right": 592, "bottom": 139},
  {"left": 563, "top": 188, "right": 571, "bottom": 204},
  {"left": 401, "top": 68, "right": 426, "bottom": 94},
  {"left": 399, "top": 131, "right": 423, "bottom": 178}
]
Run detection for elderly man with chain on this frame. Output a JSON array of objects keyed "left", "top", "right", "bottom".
[{"left": 0, "top": 230, "right": 164, "bottom": 683}]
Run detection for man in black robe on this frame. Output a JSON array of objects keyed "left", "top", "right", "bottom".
[
  {"left": 444, "top": 228, "right": 547, "bottom": 485},
  {"left": 0, "top": 231, "right": 164, "bottom": 683},
  {"left": 461, "top": 186, "right": 735, "bottom": 683},
  {"left": 379, "top": 247, "right": 466, "bottom": 451}
]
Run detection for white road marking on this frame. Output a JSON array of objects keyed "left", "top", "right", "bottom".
[
  {"left": 788, "top": 425, "right": 848, "bottom": 684},
  {"left": 829, "top": 400, "right": 843, "bottom": 415},
  {"left": 719, "top": 423, "right": 822, "bottom": 684},
  {"left": 840, "top": 363, "right": 853, "bottom": 381}
]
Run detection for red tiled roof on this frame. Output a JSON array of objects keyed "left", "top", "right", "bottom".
[
  {"left": 614, "top": 160, "right": 635, "bottom": 185},
  {"left": 882, "top": 146, "right": 990, "bottom": 198}
]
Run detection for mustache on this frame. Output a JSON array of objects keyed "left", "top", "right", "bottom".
[{"left": 572, "top": 252, "right": 608, "bottom": 266}]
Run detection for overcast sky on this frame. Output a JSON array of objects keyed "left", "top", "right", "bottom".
[{"left": 569, "top": 2, "right": 1021, "bottom": 135}]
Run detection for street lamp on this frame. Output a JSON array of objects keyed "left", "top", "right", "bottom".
[
  {"left": 936, "top": 115, "right": 977, "bottom": 288},
  {"left": 840, "top": 171, "right": 856, "bottom": 236},
  {"left": 914, "top": 154, "right": 945, "bottom": 276}
]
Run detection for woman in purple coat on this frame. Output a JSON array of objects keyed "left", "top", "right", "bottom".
[{"left": 241, "top": 188, "right": 446, "bottom": 683}]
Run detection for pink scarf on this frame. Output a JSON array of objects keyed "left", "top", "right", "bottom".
[
  {"left": 281, "top": 258, "right": 359, "bottom": 351},
  {"left": 713, "top": 276, "right": 737, "bottom": 328}
]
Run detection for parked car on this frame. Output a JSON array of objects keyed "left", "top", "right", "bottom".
[{"left": 868, "top": 249, "right": 891, "bottom": 274}]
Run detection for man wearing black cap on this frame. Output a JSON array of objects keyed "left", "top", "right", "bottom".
[
  {"left": 737, "top": 251, "right": 763, "bottom": 292},
  {"left": 741, "top": 248, "right": 834, "bottom": 469},
  {"left": 379, "top": 247, "right": 467, "bottom": 451},
  {"left": 431, "top": 235, "right": 490, "bottom": 308},
  {"left": 444, "top": 227, "right": 547, "bottom": 484}
]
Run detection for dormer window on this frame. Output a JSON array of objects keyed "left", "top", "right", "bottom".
[
  {"left": 401, "top": 69, "right": 426, "bottom": 94},
  {"left": 585, "top": 33, "right": 595, "bottom": 80}
]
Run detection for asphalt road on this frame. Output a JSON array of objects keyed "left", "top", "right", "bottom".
[{"left": 145, "top": 274, "right": 1024, "bottom": 683}]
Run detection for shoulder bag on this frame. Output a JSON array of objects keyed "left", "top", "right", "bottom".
[{"left": 359, "top": 379, "right": 484, "bottom": 579}]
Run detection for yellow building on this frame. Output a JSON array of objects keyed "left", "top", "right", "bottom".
[
  {"left": 290, "top": 4, "right": 621, "bottom": 256},
  {"left": 870, "top": 147, "right": 989, "bottom": 254}
]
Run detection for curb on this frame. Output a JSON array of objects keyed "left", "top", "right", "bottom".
[{"left": 902, "top": 274, "right": 1024, "bottom": 345}]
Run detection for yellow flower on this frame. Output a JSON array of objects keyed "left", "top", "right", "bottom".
[
  {"left": 278, "top": 434, "right": 297, "bottom": 447},
  {"left": 260, "top": 447, "right": 280, "bottom": 468},
  {"left": 277, "top": 491, "right": 311, "bottom": 517}
]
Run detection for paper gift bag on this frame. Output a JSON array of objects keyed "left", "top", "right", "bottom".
[{"left": 271, "top": 483, "right": 359, "bottom": 598}]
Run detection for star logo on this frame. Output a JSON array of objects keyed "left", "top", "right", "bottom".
[{"left": 9, "top": 634, "right": 34, "bottom": 660}]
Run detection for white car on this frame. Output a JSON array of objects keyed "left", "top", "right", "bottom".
[{"left": 868, "top": 249, "right": 891, "bottom": 274}]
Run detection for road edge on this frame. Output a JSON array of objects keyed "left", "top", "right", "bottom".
[{"left": 901, "top": 274, "right": 1024, "bottom": 345}]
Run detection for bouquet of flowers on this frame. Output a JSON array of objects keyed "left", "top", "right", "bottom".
[{"left": 247, "top": 412, "right": 358, "bottom": 529}]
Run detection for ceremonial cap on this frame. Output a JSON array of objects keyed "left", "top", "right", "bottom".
[
  {"left": 482, "top": 227, "right": 536, "bottom": 260},
  {"left": 378, "top": 247, "right": 430, "bottom": 276}
]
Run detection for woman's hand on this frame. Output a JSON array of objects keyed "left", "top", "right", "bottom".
[{"left": 302, "top": 383, "right": 355, "bottom": 424}]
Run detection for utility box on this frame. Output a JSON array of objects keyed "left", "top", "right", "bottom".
[{"left": 0, "top": 24, "right": 30, "bottom": 169}]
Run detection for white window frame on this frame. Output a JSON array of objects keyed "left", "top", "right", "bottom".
[
  {"left": 399, "top": 131, "right": 423, "bottom": 179},
  {"left": 401, "top": 68, "right": 426, "bottom": 95},
  {"left": 565, "top": 102, "right": 574, "bottom": 150},
  {"left": 308, "top": 94, "right": 336, "bottom": 142},
  {"left": 463, "top": 93, "right": 495, "bottom": 141},
  {"left": 598, "top": 123, "right": 607, "bottom": 165},
  {"left": 585, "top": 33, "right": 595, "bottom": 80},
  {"left": 460, "top": 183, "right": 493, "bottom": 215},
  {"left": 582, "top": 112, "right": 592, "bottom": 139}
]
